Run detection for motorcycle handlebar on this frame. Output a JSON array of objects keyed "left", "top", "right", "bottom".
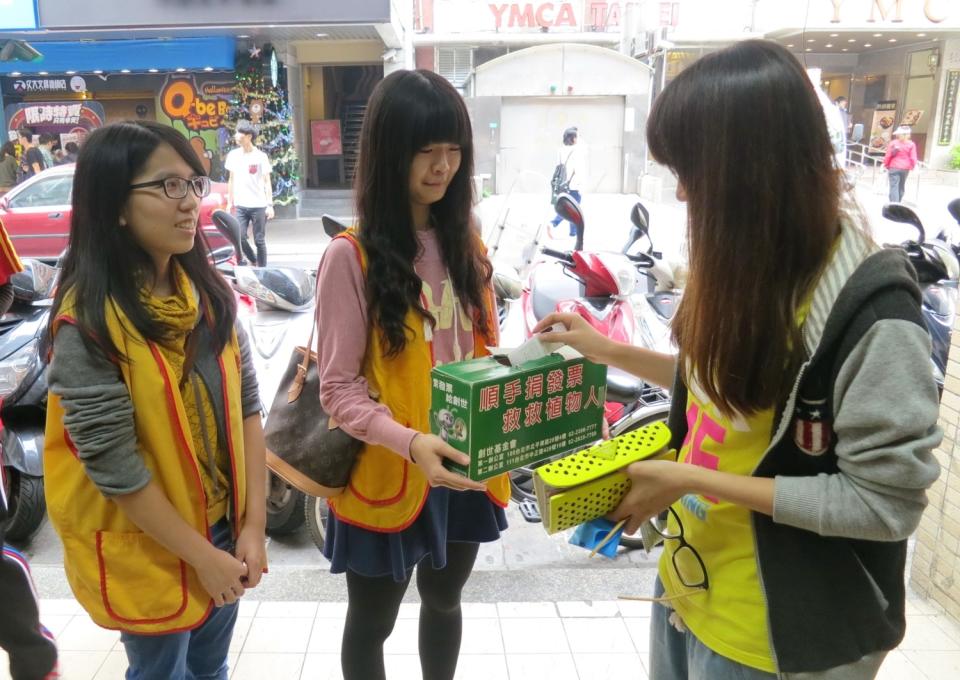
[
  {"left": 627, "top": 252, "right": 655, "bottom": 268},
  {"left": 541, "top": 247, "right": 574, "bottom": 264}
]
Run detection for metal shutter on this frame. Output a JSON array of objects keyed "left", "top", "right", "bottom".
[{"left": 437, "top": 47, "right": 473, "bottom": 91}]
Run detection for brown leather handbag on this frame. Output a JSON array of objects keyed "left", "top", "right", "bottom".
[{"left": 263, "top": 306, "right": 362, "bottom": 498}]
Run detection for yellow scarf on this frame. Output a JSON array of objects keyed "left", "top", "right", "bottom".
[{"left": 140, "top": 263, "right": 230, "bottom": 524}]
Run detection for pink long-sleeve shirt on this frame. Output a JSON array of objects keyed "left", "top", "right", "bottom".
[
  {"left": 883, "top": 139, "right": 918, "bottom": 171},
  {"left": 316, "top": 229, "right": 490, "bottom": 459}
]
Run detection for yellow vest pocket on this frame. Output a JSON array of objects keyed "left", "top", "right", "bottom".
[{"left": 96, "top": 531, "right": 190, "bottom": 625}]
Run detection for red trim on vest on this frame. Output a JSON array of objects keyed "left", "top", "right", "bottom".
[
  {"left": 95, "top": 531, "right": 189, "bottom": 625},
  {"left": 217, "top": 353, "right": 243, "bottom": 535},
  {"left": 328, "top": 485, "right": 431, "bottom": 534},
  {"left": 148, "top": 341, "right": 211, "bottom": 540},
  {"left": 347, "top": 459, "right": 410, "bottom": 507}
]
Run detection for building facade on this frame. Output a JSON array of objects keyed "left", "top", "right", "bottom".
[{"left": 0, "top": 0, "right": 415, "bottom": 196}]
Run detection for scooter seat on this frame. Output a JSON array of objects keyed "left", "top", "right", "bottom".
[
  {"left": 530, "top": 263, "right": 582, "bottom": 321},
  {"left": 606, "top": 367, "right": 645, "bottom": 404}
]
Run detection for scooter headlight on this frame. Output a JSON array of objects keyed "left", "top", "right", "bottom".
[{"left": 0, "top": 339, "right": 38, "bottom": 399}]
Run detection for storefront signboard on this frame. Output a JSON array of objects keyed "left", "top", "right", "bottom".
[
  {"left": 7, "top": 76, "right": 84, "bottom": 95},
  {"left": 39, "top": 0, "right": 389, "bottom": 28},
  {"left": 4, "top": 101, "right": 104, "bottom": 143},
  {"left": 432, "top": 0, "right": 641, "bottom": 34},
  {"left": 939, "top": 70, "right": 960, "bottom": 146},
  {"left": 756, "top": 1, "right": 959, "bottom": 32},
  {"left": 869, "top": 100, "right": 898, "bottom": 153},
  {"left": 156, "top": 75, "right": 235, "bottom": 181}
]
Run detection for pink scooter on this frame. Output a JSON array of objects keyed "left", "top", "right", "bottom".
[{"left": 508, "top": 195, "right": 677, "bottom": 536}]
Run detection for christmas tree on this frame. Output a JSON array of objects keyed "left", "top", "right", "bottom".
[{"left": 224, "top": 44, "right": 300, "bottom": 207}]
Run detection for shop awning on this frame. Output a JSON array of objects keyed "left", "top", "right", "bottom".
[{"left": 0, "top": 37, "right": 235, "bottom": 74}]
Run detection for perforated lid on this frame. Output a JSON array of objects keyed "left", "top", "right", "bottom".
[{"left": 536, "top": 421, "right": 670, "bottom": 489}]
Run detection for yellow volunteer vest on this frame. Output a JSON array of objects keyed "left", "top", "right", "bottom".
[
  {"left": 328, "top": 231, "right": 510, "bottom": 532},
  {"left": 44, "top": 292, "right": 248, "bottom": 634}
]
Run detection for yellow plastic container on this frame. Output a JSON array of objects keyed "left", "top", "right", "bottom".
[{"left": 534, "top": 421, "right": 671, "bottom": 534}]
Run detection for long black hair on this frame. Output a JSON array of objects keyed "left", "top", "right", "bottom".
[
  {"left": 647, "top": 40, "right": 840, "bottom": 417},
  {"left": 354, "top": 69, "right": 493, "bottom": 356},
  {"left": 47, "top": 121, "right": 236, "bottom": 363}
]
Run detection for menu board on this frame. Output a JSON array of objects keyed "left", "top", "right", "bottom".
[{"left": 868, "top": 100, "right": 898, "bottom": 153}]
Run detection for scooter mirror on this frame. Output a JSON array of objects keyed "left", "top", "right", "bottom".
[
  {"left": 10, "top": 259, "right": 59, "bottom": 302},
  {"left": 882, "top": 203, "right": 925, "bottom": 243},
  {"left": 211, "top": 209, "right": 244, "bottom": 262},
  {"left": 630, "top": 202, "right": 650, "bottom": 234},
  {"left": 322, "top": 214, "right": 348, "bottom": 238},
  {"left": 554, "top": 194, "right": 584, "bottom": 250},
  {"left": 948, "top": 198, "right": 960, "bottom": 226}
]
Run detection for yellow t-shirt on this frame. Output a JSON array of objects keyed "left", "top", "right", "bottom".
[
  {"left": 658, "top": 389, "right": 776, "bottom": 672},
  {"left": 659, "top": 290, "right": 821, "bottom": 673}
]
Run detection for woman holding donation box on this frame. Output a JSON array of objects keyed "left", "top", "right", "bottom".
[
  {"left": 535, "top": 40, "right": 940, "bottom": 680},
  {"left": 314, "top": 70, "right": 510, "bottom": 680}
]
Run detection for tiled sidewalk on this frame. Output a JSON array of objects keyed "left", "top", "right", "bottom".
[{"left": 2, "top": 591, "right": 960, "bottom": 680}]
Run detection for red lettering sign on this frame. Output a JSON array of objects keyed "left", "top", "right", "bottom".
[
  {"left": 479, "top": 385, "right": 501, "bottom": 412},
  {"left": 547, "top": 369, "right": 565, "bottom": 394},
  {"left": 504, "top": 378, "right": 522, "bottom": 405},
  {"left": 525, "top": 374, "right": 544, "bottom": 400},
  {"left": 503, "top": 407, "right": 522, "bottom": 433},
  {"left": 546, "top": 395, "right": 564, "bottom": 420},
  {"left": 524, "top": 401, "right": 544, "bottom": 427}
]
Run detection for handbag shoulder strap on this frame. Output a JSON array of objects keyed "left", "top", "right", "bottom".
[{"left": 289, "top": 230, "right": 362, "bottom": 403}]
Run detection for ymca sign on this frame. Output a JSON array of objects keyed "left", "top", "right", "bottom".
[
  {"left": 433, "top": 0, "right": 639, "bottom": 34},
  {"left": 829, "top": 0, "right": 951, "bottom": 24}
]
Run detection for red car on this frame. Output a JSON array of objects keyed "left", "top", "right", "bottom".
[{"left": 0, "top": 164, "right": 231, "bottom": 260}]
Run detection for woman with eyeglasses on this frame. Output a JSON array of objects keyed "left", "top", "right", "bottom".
[
  {"left": 536, "top": 40, "right": 940, "bottom": 680},
  {"left": 44, "top": 121, "right": 267, "bottom": 679}
]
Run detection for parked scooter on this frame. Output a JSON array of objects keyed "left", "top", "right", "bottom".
[
  {"left": 0, "top": 260, "right": 58, "bottom": 543},
  {"left": 505, "top": 195, "right": 678, "bottom": 543},
  {"left": 210, "top": 210, "right": 318, "bottom": 537},
  {"left": 881, "top": 202, "right": 960, "bottom": 392}
]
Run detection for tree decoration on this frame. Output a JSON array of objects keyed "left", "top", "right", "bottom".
[{"left": 224, "top": 44, "right": 300, "bottom": 207}]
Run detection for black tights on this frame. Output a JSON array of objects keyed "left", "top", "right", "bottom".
[{"left": 341, "top": 542, "right": 480, "bottom": 680}]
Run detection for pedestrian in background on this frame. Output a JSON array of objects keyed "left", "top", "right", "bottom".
[
  {"left": 0, "top": 142, "right": 18, "bottom": 195},
  {"left": 225, "top": 121, "right": 273, "bottom": 266},
  {"left": 16, "top": 128, "right": 44, "bottom": 182},
  {"left": 36, "top": 134, "right": 56, "bottom": 172},
  {"left": 550, "top": 126, "right": 588, "bottom": 237},
  {"left": 884, "top": 125, "right": 918, "bottom": 203},
  {"left": 316, "top": 70, "right": 510, "bottom": 680},
  {"left": 44, "top": 121, "right": 267, "bottom": 680},
  {"left": 536, "top": 40, "right": 939, "bottom": 680},
  {"left": 58, "top": 142, "right": 79, "bottom": 165},
  {"left": 0, "top": 217, "right": 59, "bottom": 680},
  {"left": 835, "top": 95, "right": 851, "bottom": 134}
]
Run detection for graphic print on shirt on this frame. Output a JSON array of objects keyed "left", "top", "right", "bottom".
[
  {"left": 421, "top": 277, "right": 474, "bottom": 362},
  {"left": 680, "top": 402, "right": 726, "bottom": 519}
]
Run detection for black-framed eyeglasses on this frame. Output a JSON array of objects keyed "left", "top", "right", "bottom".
[
  {"left": 129, "top": 176, "right": 211, "bottom": 200},
  {"left": 650, "top": 506, "right": 709, "bottom": 591}
]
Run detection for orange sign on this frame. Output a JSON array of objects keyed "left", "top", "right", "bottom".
[{"left": 160, "top": 77, "right": 231, "bottom": 132}]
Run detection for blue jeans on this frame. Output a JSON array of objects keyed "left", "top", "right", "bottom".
[
  {"left": 120, "top": 520, "right": 238, "bottom": 680},
  {"left": 649, "top": 578, "right": 776, "bottom": 680},
  {"left": 551, "top": 189, "right": 582, "bottom": 235},
  {"left": 887, "top": 170, "right": 909, "bottom": 203}
]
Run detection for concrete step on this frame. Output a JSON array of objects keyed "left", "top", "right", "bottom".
[{"left": 300, "top": 188, "right": 354, "bottom": 200}]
